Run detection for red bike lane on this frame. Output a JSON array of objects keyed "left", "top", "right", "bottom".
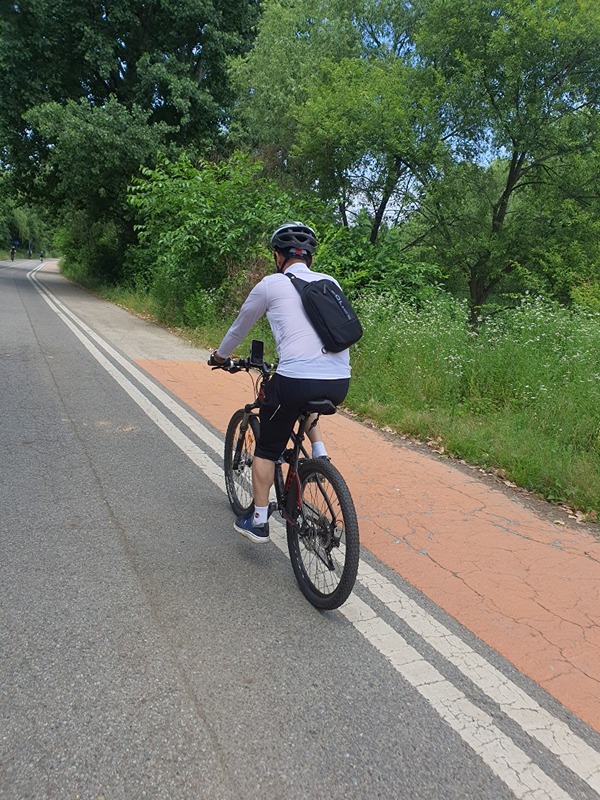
[{"left": 138, "top": 358, "right": 600, "bottom": 735}]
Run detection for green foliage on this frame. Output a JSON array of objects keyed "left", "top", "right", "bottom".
[
  {"left": 0, "top": 173, "right": 50, "bottom": 252},
  {"left": 232, "top": 0, "right": 442, "bottom": 240},
  {"left": 230, "top": 0, "right": 361, "bottom": 159},
  {"left": 127, "top": 152, "right": 331, "bottom": 323},
  {"left": 411, "top": 0, "right": 600, "bottom": 315},
  {"left": 232, "top": 0, "right": 600, "bottom": 316},
  {"left": 316, "top": 215, "right": 444, "bottom": 298},
  {"left": 56, "top": 216, "right": 125, "bottom": 286},
  {"left": 25, "top": 98, "right": 169, "bottom": 283},
  {"left": 0, "top": 0, "right": 261, "bottom": 283},
  {"left": 0, "top": 0, "right": 261, "bottom": 168},
  {"left": 0, "top": 175, "right": 15, "bottom": 246},
  {"left": 348, "top": 291, "right": 600, "bottom": 512},
  {"left": 407, "top": 146, "right": 600, "bottom": 316},
  {"left": 292, "top": 56, "right": 447, "bottom": 237},
  {"left": 571, "top": 283, "right": 600, "bottom": 313},
  {"left": 416, "top": 0, "right": 600, "bottom": 156}
]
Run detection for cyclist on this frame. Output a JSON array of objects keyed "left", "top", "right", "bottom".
[
  {"left": 210, "top": 222, "right": 351, "bottom": 543},
  {"left": 10, "top": 246, "right": 16, "bottom": 261}
]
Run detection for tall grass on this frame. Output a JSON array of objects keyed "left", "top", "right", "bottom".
[{"left": 350, "top": 291, "right": 600, "bottom": 514}]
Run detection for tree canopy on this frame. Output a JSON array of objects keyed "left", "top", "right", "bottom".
[
  {"left": 0, "top": 0, "right": 260, "bottom": 277},
  {"left": 1, "top": 0, "right": 260, "bottom": 164},
  {"left": 231, "top": 0, "right": 600, "bottom": 317},
  {"left": 1, "top": 0, "right": 599, "bottom": 317}
]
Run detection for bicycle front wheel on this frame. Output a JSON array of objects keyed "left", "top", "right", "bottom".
[
  {"left": 286, "top": 459, "right": 359, "bottom": 610},
  {"left": 224, "top": 409, "right": 259, "bottom": 516}
]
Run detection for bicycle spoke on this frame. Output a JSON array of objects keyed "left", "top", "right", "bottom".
[
  {"left": 224, "top": 409, "right": 259, "bottom": 517},
  {"left": 287, "top": 459, "right": 359, "bottom": 610}
]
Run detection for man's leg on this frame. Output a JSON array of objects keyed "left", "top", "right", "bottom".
[
  {"left": 234, "top": 455, "right": 274, "bottom": 542},
  {"left": 252, "top": 455, "right": 275, "bottom": 508},
  {"left": 306, "top": 414, "right": 328, "bottom": 459}
]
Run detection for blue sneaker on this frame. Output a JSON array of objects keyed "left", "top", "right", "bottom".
[{"left": 234, "top": 513, "right": 270, "bottom": 543}]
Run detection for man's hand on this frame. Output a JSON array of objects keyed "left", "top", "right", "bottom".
[{"left": 208, "top": 350, "right": 229, "bottom": 367}]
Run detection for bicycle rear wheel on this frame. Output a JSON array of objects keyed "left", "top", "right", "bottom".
[
  {"left": 224, "top": 409, "right": 259, "bottom": 516},
  {"left": 286, "top": 459, "right": 359, "bottom": 610}
]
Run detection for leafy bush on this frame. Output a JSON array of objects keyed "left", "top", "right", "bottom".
[
  {"left": 317, "top": 214, "right": 444, "bottom": 300},
  {"left": 56, "top": 216, "right": 125, "bottom": 286},
  {"left": 183, "top": 287, "right": 226, "bottom": 327},
  {"left": 128, "top": 152, "right": 330, "bottom": 323}
]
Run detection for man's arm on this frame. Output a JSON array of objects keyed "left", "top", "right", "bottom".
[{"left": 214, "top": 281, "right": 268, "bottom": 360}]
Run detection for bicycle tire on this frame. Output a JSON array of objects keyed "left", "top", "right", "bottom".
[
  {"left": 224, "top": 409, "right": 260, "bottom": 517},
  {"left": 286, "top": 459, "right": 359, "bottom": 610}
]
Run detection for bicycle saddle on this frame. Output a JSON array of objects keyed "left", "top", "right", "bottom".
[{"left": 302, "top": 399, "right": 337, "bottom": 416}]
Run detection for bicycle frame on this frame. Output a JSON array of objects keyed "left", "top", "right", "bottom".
[
  {"left": 227, "top": 363, "right": 321, "bottom": 527},
  {"left": 274, "top": 411, "right": 316, "bottom": 526}
]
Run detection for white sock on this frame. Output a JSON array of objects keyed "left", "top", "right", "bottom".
[
  {"left": 253, "top": 505, "right": 269, "bottom": 526},
  {"left": 311, "top": 441, "right": 328, "bottom": 459}
]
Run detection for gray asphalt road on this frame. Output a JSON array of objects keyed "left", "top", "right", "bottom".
[{"left": 1, "top": 261, "right": 599, "bottom": 800}]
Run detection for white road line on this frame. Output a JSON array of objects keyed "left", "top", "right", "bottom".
[
  {"left": 28, "top": 266, "right": 225, "bottom": 458},
  {"left": 340, "top": 593, "right": 572, "bottom": 800},
  {"left": 358, "top": 560, "right": 600, "bottom": 793},
  {"left": 28, "top": 266, "right": 598, "bottom": 800}
]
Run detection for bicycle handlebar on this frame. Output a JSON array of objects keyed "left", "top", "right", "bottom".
[{"left": 208, "top": 353, "right": 275, "bottom": 376}]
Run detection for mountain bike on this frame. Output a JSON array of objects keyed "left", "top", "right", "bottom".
[{"left": 213, "top": 341, "right": 360, "bottom": 610}]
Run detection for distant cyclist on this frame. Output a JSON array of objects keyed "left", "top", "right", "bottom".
[
  {"left": 10, "top": 246, "right": 16, "bottom": 261},
  {"left": 210, "top": 222, "right": 352, "bottom": 543},
  {"left": 39, "top": 250, "right": 45, "bottom": 262}
]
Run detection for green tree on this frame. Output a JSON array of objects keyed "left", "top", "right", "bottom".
[
  {"left": 0, "top": 0, "right": 261, "bottom": 280},
  {"left": 127, "top": 152, "right": 329, "bottom": 322},
  {"left": 413, "top": 0, "right": 600, "bottom": 321},
  {"left": 25, "top": 98, "right": 168, "bottom": 282},
  {"left": 11, "top": 205, "right": 48, "bottom": 253},
  {"left": 292, "top": 57, "right": 446, "bottom": 242},
  {"left": 1, "top": 0, "right": 261, "bottom": 171},
  {"left": 233, "top": 0, "right": 600, "bottom": 317},
  {"left": 232, "top": 0, "right": 444, "bottom": 244},
  {"left": 529, "top": 146, "right": 600, "bottom": 308},
  {"left": 230, "top": 0, "right": 361, "bottom": 164},
  {"left": 0, "top": 171, "right": 14, "bottom": 247}
]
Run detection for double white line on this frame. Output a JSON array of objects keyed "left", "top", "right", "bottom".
[{"left": 29, "top": 265, "right": 600, "bottom": 799}]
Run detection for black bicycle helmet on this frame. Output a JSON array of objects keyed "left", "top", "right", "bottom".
[{"left": 270, "top": 222, "right": 317, "bottom": 254}]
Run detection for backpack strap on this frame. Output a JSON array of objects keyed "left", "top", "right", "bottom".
[{"left": 286, "top": 272, "right": 308, "bottom": 293}]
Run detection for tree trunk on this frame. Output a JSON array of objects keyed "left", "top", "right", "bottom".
[
  {"left": 468, "top": 149, "right": 528, "bottom": 326},
  {"left": 370, "top": 157, "right": 405, "bottom": 244},
  {"left": 338, "top": 202, "right": 349, "bottom": 227}
]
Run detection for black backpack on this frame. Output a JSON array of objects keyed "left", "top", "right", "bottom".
[{"left": 287, "top": 273, "right": 363, "bottom": 353}]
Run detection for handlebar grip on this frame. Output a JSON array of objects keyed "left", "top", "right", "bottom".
[{"left": 208, "top": 353, "right": 232, "bottom": 369}]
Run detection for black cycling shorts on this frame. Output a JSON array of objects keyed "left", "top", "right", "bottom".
[{"left": 255, "top": 373, "right": 350, "bottom": 461}]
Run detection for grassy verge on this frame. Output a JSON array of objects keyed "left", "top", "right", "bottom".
[
  {"left": 93, "top": 283, "right": 600, "bottom": 519},
  {"left": 350, "top": 292, "right": 600, "bottom": 517}
]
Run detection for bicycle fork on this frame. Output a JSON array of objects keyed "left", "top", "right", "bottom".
[{"left": 232, "top": 408, "right": 254, "bottom": 471}]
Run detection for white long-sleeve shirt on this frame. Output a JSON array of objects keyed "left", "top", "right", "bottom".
[{"left": 217, "top": 262, "right": 351, "bottom": 380}]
